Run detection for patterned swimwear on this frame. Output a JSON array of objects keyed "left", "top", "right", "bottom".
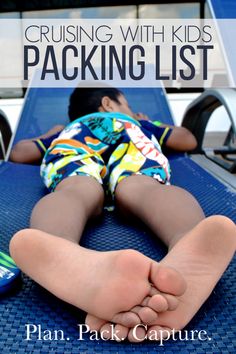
[{"left": 39, "top": 112, "right": 172, "bottom": 197}]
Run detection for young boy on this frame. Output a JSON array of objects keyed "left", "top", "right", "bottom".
[
  {"left": 10, "top": 87, "right": 236, "bottom": 343},
  {"left": 10, "top": 88, "right": 197, "bottom": 165}
]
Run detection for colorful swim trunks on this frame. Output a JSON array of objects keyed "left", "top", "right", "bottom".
[{"left": 40, "top": 112, "right": 171, "bottom": 196}]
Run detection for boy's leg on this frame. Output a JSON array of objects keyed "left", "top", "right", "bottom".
[
  {"left": 30, "top": 175, "right": 104, "bottom": 243},
  {"left": 115, "top": 175, "right": 205, "bottom": 249}
]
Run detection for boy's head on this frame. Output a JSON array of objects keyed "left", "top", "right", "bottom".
[{"left": 68, "top": 86, "right": 133, "bottom": 121}]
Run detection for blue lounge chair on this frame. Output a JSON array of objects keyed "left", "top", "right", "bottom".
[{"left": 0, "top": 83, "right": 235, "bottom": 353}]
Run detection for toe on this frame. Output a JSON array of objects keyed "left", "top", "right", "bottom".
[
  {"left": 111, "top": 311, "right": 141, "bottom": 327},
  {"left": 150, "top": 263, "right": 187, "bottom": 296},
  {"left": 85, "top": 314, "right": 106, "bottom": 331},
  {"left": 128, "top": 324, "right": 147, "bottom": 342},
  {"left": 138, "top": 307, "right": 158, "bottom": 324},
  {"left": 146, "top": 287, "right": 179, "bottom": 312},
  {"left": 131, "top": 305, "right": 158, "bottom": 325},
  {"left": 147, "top": 294, "right": 169, "bottom": 312},
  {"left": 114, "top": 324, "right": 129, "bottom": 341},
  {"left": 162, "top": 293, "right": 179, "bottom": 311},
  {"left": 100, "top": 323, "right": 114, "bottom": 340}
]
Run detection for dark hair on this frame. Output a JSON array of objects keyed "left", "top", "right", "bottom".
[{"left": 68, "top": 86, "right": 123, "bottom": 121}]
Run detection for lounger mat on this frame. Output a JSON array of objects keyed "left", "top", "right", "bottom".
[{"left": 0, "top": 158, "right": 235, "bottom": 353}]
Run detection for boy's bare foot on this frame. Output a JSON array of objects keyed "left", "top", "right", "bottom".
[
  {"left": 145, "top": 215, "right": 236, "bottom": 337},
  {"left": 10, "top": 229, "right": 186, "bottom": 329},
  {"left": 86, "top": 216, "right": 236, "bottom": 342}
]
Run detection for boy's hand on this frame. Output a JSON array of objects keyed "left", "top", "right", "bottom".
[{"left": 133, "top": 112, "right": 150, "bottom": 121}]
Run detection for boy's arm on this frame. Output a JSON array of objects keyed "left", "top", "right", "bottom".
[
  {"left": 160, "top": 123, "right": 197, "bottom": 152},
  {"left": 9, "top": 125, "right": 64, "bottom": 164}
]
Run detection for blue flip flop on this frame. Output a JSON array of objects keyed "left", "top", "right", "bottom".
[{"left": 0, "top": 251, "right": 21, "bottom": 294}]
